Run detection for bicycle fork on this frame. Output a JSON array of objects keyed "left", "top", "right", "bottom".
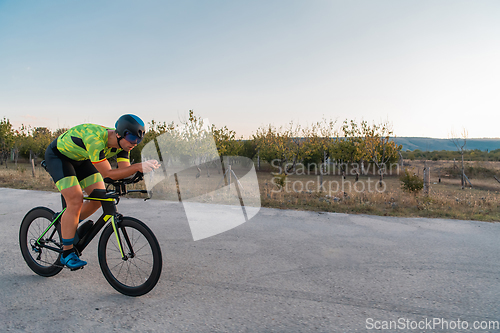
[{"left": 106, "top": 214, "right": 134, "bottom": 260}]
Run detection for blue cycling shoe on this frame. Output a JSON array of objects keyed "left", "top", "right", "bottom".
[{"left": 60, "top": 252, "right": 87, "bottom": 270}]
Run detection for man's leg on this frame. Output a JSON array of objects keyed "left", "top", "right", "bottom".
[
  {"left": 59, "top": 184, "right": 87, "bottom": 269},
  {"left": 45, "top": 144, "right": 88, "bottom": 268},
  {"left": 60, "top": 185, "right": 84, "bottom": 251},
  {"left": 79, "top": 181, "right": 106, "bottom": 221}
]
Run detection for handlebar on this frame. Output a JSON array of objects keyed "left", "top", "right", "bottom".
[
  {"left": 103, "top": 171, "right": 144, "bottom": 186},
  {"left": 104, "top": 172, "right": 150, "bottom": 199}
]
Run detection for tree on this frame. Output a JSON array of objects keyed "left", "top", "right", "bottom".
[
  {"left": 0, "top": 118, "right": 14, "bottom": 167},
  {"left": 131, "top": 119, "right": 175, "bottom": 163},
  {"left": 181, "top": 110, "right": 218, "bottom": 167},
  {"left": 211, "top": 124, "right": 242, "bottom": 157},
  {"left": 253, "top": 122, "right": 303, "bottom": 174},
  {"left": 362, "top": 120, "right": 402, "bottom": 186},
  {"left": 18, "top": 127, "right": 53, "bottom": 164},
  {"left": 239, "top": 140, "right": 257, "bottom": 160},
  {"left": 301, "top": 118, "right": 337, "bottom": 173},
  {"left": 330, "top": 120, "right": 366, "bottom": 179},
  {"left": 14, "top": 124, "right": 34, "bottom": 160},
  {"left": 32, "top": 127, "right": 53, "bottom": 158},
  {"left": 52, "top": 128, "right": 68, "bottom": 139}
]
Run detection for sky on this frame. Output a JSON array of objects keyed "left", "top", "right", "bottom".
[{"left": 1, "top": 0, "right": 499, "bottom": 139}]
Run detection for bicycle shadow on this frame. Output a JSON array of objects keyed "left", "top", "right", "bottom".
[
  {"left": 2, "top": 271, "right": 68, "bottom": 284},
  {"left": 3, "top": 271, "right": 161, "bottom": 299}
]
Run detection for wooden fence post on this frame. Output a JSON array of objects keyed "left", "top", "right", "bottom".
[
  {"left": 319, "top": 150, "right": 326, "bottom": 188},
  {"left": 423, "top": 161, "right": 430, "bottom": 196},
  {"left": 257, "top": 150, "right": 260, "bottom": 171}
]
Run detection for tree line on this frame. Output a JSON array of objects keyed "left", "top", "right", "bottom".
[
  {"left": 131, "top": 111, "right": 402, "bottom": 183},
  {"left": 0, "top": 117, "right": 66, "bottom": 166},
  {"left": 0, "top": 112, "right": 406, "bottom": 177}
]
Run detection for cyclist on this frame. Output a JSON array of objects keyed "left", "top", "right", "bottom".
[{"left": 44, "top": 114, "right": 159, "bottom": 269}]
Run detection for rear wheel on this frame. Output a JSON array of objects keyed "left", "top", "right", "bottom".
[
  {"left": 19, "top": 207, "right": 63, "bottom": 277},
  {"left": 98, "top": 217, "right": 162, "bottom": 296}
]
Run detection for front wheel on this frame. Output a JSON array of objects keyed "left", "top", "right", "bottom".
[
  {"left": 19, "top": 207, "right": 63, "bottom": 277},
  {"left": 98, "top": 217, "right": 162, "bottom": 296}
]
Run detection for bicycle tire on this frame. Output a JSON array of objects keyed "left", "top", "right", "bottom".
[
  {"left": 98, "top": 217, "right": 162, "bottom": 296},
  {"left": 19, "top": 207, "right": 63, "bottom": 277}
]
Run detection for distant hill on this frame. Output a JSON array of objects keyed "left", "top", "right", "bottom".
[{"left": 390, "top": 137, "right": 500, "bottom": 152}]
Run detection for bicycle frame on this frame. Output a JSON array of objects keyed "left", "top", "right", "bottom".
[{"left": 35, "top": 189, "right": 127, "bottom": 259}]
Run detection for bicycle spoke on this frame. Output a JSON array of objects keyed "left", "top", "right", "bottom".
[
  {"left": 129, "top": 229, "right": 138, "bottom": 247},
  {"left": 133, "top": 256, "right": 153, "bottom": 266},
  {"left": 108, "top": 260, "right": 125, "bottom": 271},
  {"left": 117, "top": 261, "right": 125, "bottom": 279},
  {"left": 130, "top": 260, "right": 148, "bottom": 282},
  {"left": 132, "top": 242, "right": 149, "bottom": 254}
]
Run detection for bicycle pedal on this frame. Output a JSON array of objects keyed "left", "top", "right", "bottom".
[{"left": 70, "top": 266, "right": 84, "bottom": 271}]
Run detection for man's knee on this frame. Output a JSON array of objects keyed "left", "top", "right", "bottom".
[{"left": 62, "top": 187, "right": 84, "bottom": 209}]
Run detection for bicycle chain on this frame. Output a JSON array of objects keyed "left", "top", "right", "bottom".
[{"left": 29, "top": 238, "right": 67, "bottom": 269}]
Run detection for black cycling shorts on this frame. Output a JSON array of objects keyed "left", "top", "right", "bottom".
[{"left": 44, "top": 139, "right": 103, "bottom": 191}]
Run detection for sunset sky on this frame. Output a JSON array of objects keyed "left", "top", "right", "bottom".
[{"left": 1, "top": 0, "right": 499, "bottom": 138}]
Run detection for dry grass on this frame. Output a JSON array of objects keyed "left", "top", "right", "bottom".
[
  {"left": 259, "top": 173, "right": 500, "bottom": 221},
  {"left": 257, "top": 159, "right": 500, "bottom": 222},
  {"left": 0, "top": 163, "right": 57, "bottom": 191},
  {"left": 2, "top": 160, "right": 500, "bottom": 222}
]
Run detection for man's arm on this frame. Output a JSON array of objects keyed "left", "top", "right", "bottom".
[
  {"left": 94, "top": 159, "right": 160, "bottom": 180},
  {"left": 94, "top": 160, "right": 141, "bottom": 180}
]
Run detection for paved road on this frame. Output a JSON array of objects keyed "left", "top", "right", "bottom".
[{"left": 1, "top": 188, "right": 499, "bottom": 332}]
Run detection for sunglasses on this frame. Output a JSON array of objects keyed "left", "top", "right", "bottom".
[{"left": 123, "top": 131, "right": 143, "bottom": 144}]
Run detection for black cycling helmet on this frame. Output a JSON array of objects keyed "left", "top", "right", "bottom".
[{"left": 115, "top": 114, "right": 145, "bottom": 146}]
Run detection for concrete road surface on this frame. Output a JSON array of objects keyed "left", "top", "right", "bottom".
[{"left": 1, "top": 188, "right": 499, "bottom": 332}]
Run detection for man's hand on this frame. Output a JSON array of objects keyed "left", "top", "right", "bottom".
[{"left": 138, "top": 160, "right": 160, "bottom": 173}]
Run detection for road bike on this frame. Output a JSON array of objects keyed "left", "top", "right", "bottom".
[{"left": 19, "top": 166, "right": 162, "bottom": 297}]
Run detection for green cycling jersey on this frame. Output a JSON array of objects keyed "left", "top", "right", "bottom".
[{"left": 56, "top": 124, "right": 129, "bottom": 164}]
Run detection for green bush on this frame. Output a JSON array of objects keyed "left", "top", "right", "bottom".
[
  {"left": 272, "top": 173, "right": 288, "bottom": 190},
  {"left": 400, "top": 169, "right": 423, "bottom": 193}
]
